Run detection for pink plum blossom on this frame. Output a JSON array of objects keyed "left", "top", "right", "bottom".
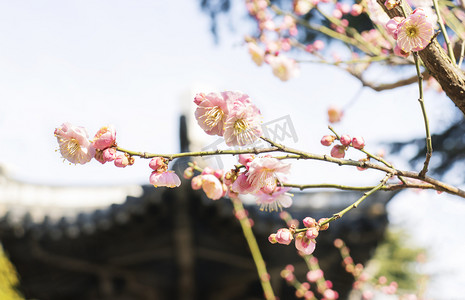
[
  {"left": 248, "top": 42, "right": 265, "bottom": 66},
  {"left": 397, "top": 8, "right": 435, "bottom": 52},
  {"left": 223, "top": 94, "right": 262, "bottom": 146},
  {"left": 231, "top": 172, "right": 257, "bottom": 194},
  {"left": 238, "top": 154, "right": 255, "bottom": 167},
  {"left": 267, "top": 54, "right": 300, "bottom": 81},
  {"left": 295, "top": 233, "right": 316, "bottom": 255},
  {"left": 55, "top": 122, "right": 95, "bottom": 164},
  {"left": 92, "top": 125, "right": 116, "bottom": 150},
  {"left": 255, "top": 187, "right": 293, "bottom": 211},
  {"left": 394, "top": 44, "right": 410, "bottom": 57},
  {"left": 275, "top": 228, "right": 293, "bottom": 245},
  {"left": 385, "top": 17, "right": 404, "bottom": 39},
  {"left": 149, "top": 171, "right": 181, "bottom": 188},
  {"left": 194, "top": 92, "right": 231, "bottom": 136},
  {"left": 247, "top": 157, "right": 291, "bottom": 191},
  {"left": 201, "top": 174, "right": 224, "bottom": 200}
]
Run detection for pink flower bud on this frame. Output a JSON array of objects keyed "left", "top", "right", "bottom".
[
  {"left": 268, "top": 233, "right": 277, "bottom": 244},
  {"left": 102, "top": 148, "right": 116, "bottom": 162},
  {"left": 378, "top": 276, "right": 388, "bottom": 285},
  {"left": 306, "top": 269, "right": 324, "bottom": 282},
  {"left": 323, "top": 289, "right": 338, "bottom": 300},
  {"left": 295, "top": 233, "right": 316, "bottom": 255},
  {"left": 330, "top": 145, "right": 346, "bottom": 158},
  {"left": 238, "top": 154, "right": 255, "bottom": 166},
  {"left": 149, "top": 157, "right": 168, "bottom": 172},
  {"left": 332, "top": 9, "right": 343, "bottom": 19},
  {"left": 303, "top": 217, "right": 317, "bottom": 228},
  {"left": 114, "top": 154, "right": 129, "bottom": 168},
  {"left": 313, "top": 40, "right": 325, "bottom": 51},
  {"left": 384, "top": 0, "right": 399, "bottom": 10},
  {"left": 340, "top": 134, "right": 351, "bottom": 146},
  {"left": 275, "top": 228, "right": 293, "bottom": 245},
  {"left": 333, "top": 238, "right": 344, "bottom": 248},
  {"left": 183, "top": 167, "right": 194, "bottom": 179},
  {"left": 321, "top": 135, "right": 336, "bottom": 146},
  {"left": 201, "top": 174, "right": 223, "bottom": 200},
  {"left": 213, "top": 169, "right": 224, "bottom": 179},
  {"left": 328, "top": 105, "right": 343, "bottom": 123},
  {"left": 352, "top": 136, "right": 365, "bottom": 149},
  {"left": 318, "top": 218, "right": 330, "bottom": 230},
  {"left": 92, "top": 125, "right": 116, "bottom": 150},
  {"left": 191, "top": 175, "right": 203, "bottom": 190},
  {"left": 193, "top": 93, "right": 206, "bottom": 105},
  {"left": 201, "top": 166, "right": 214, "bottom": 175},
  {"left": 350, "top": 4, "right": 363, "bottom": 16},
  {"left": 306, "top": 227, "right": 319, "bottom": 239}
]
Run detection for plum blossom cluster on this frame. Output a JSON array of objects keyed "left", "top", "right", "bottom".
[
  {"left": 189, "top": 166, "right": 226, "bottom": 200},
  {"left": 149, "top": 157, "right": 181, "bottom": 188},
  {"left": 232, "top": 154, "right": 293, "bottom": 211},
  {"left": 194, "top": 91, "right": 263, "bottom": 147},
  {"left": 280, "top": 256, "right": 339, "bottom": 299},
  {"left": 321, "top": 133, "right": 365, "bottom": 159},
  {"left": 186, "top": 154, "right": 294, "bottom": 211},
  {"left": 268, "top": 216, "right": 330, "bottom": 256},
  {"left": 244, "top": 0, "right": 405, "bottom": 82},
  {"left": 55, "top": 123, "right": 122, "bottom": 166},
  {"left": 333, "top": 239, "right": 419, "bottom": 299},
  {"left": 385, "top": 8, "right": 435, "bottom": 57},
  {"left": 55, "top": 123, "right": 181, "bottom": 188}
]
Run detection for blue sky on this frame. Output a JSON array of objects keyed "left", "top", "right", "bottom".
[{"left": 0, "top": 0, "right": 464, "bottom": 297}]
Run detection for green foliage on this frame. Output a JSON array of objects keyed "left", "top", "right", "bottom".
[
  {"left": 0, "top": 244, "right": 24, "bottom": 300},
  {"left": 370, "top": 229, "right": 425, "bottom": 291}
]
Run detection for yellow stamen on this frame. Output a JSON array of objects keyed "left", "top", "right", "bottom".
[
  {"left": 405, "top": 24, "right": 419, "bottom": 38},
  {"left": 203, "top": 106, "right": 224, "bottom": 128}
]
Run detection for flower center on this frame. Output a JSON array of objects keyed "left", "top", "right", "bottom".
[
  {"left": 234, "top": 119, "right": 249, "bottom": 134},
  {"left": 405, "top": 24, "right": 419, "bottom": 38},
  {"left": 63, "top": 138, "right": 80, "bottom": 155},
  {"left": 203, "top": 106, "right": 224, "bottom": 128}
]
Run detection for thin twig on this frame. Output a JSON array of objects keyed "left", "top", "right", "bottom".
[
  {"left": 413, "top": 52, "right": 433, "bottom": 178},
  {"left": 432, "top": 0, "right": 456, "bottom": 63},
  {"left": 318, "top": 173, "right": 392, "bottom": 227}
]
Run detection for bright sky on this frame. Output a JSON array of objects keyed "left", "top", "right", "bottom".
[{"left": 0, "top": 0, "right": 464, "bottom": 297}]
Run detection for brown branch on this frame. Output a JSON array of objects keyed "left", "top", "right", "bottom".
[
  {"left": 350, "top": 70, "right": 431, "bottom": 91},
  {"left": 376, "top": 0, "right": 465, "bottom": 115}
]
